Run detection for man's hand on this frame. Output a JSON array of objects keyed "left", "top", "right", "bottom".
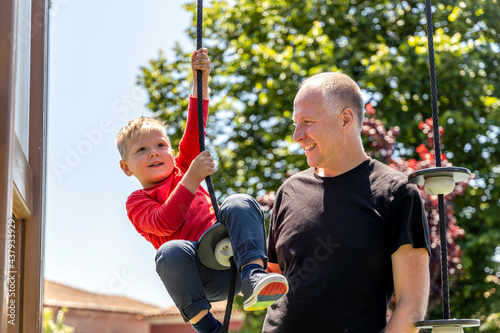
[{"left": 180, "top": 151, "right": 215, "bottom": 194}]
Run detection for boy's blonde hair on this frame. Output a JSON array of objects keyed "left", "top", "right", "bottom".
[{"left": 116, "top": 116, "right": 169, "bottom": 160}]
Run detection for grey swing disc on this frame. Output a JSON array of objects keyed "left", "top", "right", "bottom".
[{"left": 198, "top": 222, "right": 232, "bottom": 271}]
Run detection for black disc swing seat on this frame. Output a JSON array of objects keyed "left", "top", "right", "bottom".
[
  {"left": 408, "top": 167, "right": 470, "bottom": 196},
  {"left": 415, "top": 319, "right": 482, "bottom": 333},
  {"left": 408, "top": 0, "right": 479, "bottom": 331},
  {"left": 193, "top": 1, "right": 237, "bottom": 332},
  {"left": 198, "top": 222, "right": 233, "bottom": 271}
]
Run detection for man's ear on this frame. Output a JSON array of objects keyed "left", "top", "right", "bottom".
[
  {"left": 120, "top": 160, "right": 133, "bottom": 177},
  {"left": 340, "top": 108, "right": 355, "bottom": 133}
]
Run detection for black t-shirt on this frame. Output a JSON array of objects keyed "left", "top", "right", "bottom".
[{"left": 264, "top": 158, "right": 430, "bottom": 333}]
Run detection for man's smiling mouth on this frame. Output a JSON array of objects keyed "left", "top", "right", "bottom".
[{"left": 303, "top": 143, "right": 316, "bottom": 152}]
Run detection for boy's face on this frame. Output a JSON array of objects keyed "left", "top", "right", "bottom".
[{"left": 120, "top": 129, "right": 175, "bottom": 188}]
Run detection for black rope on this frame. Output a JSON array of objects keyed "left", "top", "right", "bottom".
[
  {"left": 221, "top": 258, "right": 238, "bottom": 332},
  {"left": 424, "top": 0, "right": 450, "bottom": 319},
  {"left": 196, "top": 1, "right": 235, "bottom": 332},
  {"left": 196, "top": 0, "right": 219, "bottom": 218},
  {"left": 437, "top": 194, "right": 450, "bottom": 319},
  {"left": 424, "top": 4, "right": 442, "bottom": 168}
]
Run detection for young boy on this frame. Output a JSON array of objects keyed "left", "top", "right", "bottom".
[{"left": 116, "top": 49, "right": 288, "bottom": 333}]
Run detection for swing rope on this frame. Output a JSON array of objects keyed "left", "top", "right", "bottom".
[
  {"left": 196, "top": 1, "right": 237, "bottom": 331},
  {"left": 424, "top": 0, "right": 450, "bottom": 319},
  {"left": 221, "top": 258, "right": 237, "bottom": 332},
  {"left": 196, "top": 0, "right": 219, "bottom": 219}
]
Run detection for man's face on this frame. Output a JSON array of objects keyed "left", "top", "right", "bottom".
[
  {"left": 293, "top": 89, "right": 344, "bottom": 176},
  {"left": 120, "top": 129, "right": 175, "bottom": 188}
]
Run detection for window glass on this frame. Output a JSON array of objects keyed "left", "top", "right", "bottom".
[{"left": 13, "top": 0, "right": 32, "bottom": 156}]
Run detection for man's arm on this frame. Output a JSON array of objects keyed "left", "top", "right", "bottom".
[{"left": 385, "top": 244, "right": 429, "bottom": 333}]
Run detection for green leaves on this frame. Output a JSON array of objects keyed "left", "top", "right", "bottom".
[{"left": 42, "top": 308, "right": 74, "bottom": 333}]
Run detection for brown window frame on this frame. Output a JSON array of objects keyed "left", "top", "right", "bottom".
[{"left": 1, "top": 0, "right": 49, "bottom": 332}]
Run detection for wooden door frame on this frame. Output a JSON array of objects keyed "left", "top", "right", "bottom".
[{"left": 0, "top": 0, "right": 49, "bottom": 332}]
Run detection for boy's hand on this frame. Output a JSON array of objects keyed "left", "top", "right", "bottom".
[
  {"left": 180, "top": 151, "right": 215, "bottom": 194},
  {"left": 192, "top": 48, "right": 211, "bottom": 99},
  {"left": 189, "top": 150, "right": 215, "bottom": 181},
  {"left": 192, "top": 48, "right": 211, "bottom": 79}
]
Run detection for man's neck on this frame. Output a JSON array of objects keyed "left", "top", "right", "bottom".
[{"left": 316, "top": 152, "right": 368, "bottom": 177}]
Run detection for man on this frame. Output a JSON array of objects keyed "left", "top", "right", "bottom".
[{"left": 263, "top": 72, "right": 430, "bottom": 333}]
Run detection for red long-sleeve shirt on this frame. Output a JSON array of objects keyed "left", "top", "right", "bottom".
[{"left": 125, "top": 97, "right": 216, "bottom": 250}]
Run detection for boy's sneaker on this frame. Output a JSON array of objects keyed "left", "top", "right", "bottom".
[{"left": 242, "top": 270, "right": 289, "bottom": 311}]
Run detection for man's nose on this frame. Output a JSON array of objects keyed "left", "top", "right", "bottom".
[{"left": 293, "top": 125, "right": 303, "bottom": 142}]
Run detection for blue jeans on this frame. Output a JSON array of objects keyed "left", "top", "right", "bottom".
[{"left": 155, "top": 194, "right": 267, "bottom": 321}]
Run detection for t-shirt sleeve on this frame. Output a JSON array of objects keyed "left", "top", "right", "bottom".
[
  {"left": 126, "top": 183, "right": 196, "bottom": 237},
  {"left": 390, "top": 182, "right": 431, "bottom": 255},
  {"left": 267, "top": 223, "right": 278, "bottom": 265},
  {"left": 267, "top": 190, "right": 284, "bottom": 265},
  {"left": 175, "top": 96, "right": 209, "bottom": 172}
]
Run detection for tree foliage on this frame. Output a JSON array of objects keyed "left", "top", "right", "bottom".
[
  {"left": 42, "top": 308, "right": 74, "bottom": 333},
  {"left": 137, "top": 0, "right": 500, "bottom": 326}
]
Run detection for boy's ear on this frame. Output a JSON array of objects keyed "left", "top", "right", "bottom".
[{"left": 120, "top": 160, "right": 133, "bottom": 177}]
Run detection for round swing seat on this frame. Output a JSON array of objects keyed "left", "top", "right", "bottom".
[
  {"left": 198, "top": 223, "right": 234, "bottom": 270},
  {"left": 408, "top": 167, "right": 471, "bottom": 195},
  {"left": 415, "top": 319, "right": 480, "bottom": 332}
]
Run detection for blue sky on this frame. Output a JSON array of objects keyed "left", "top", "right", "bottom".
[{"left": 46, "top": 0, "right": 194, "bottom": 307}]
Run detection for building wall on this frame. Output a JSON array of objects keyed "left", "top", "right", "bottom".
[
  {"left": 48, "top": 307, "right": 149, "bottom": 333},
  {"left": 150, "top": 317, "right": 243, "bottom": 333}
]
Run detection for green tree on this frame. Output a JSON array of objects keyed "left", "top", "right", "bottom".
[
  {"left": 42, "top": 308, "right": 74, "bottom": 333},
  {"left": 137, "top": 0, "right": 499, "bottom": 327}
]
